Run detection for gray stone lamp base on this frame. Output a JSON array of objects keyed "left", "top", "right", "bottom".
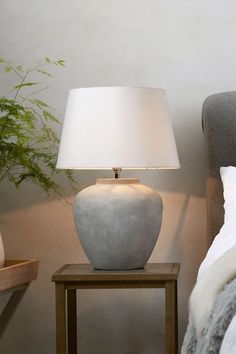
[{"left": 73, "top": 178, "right": 163, "bottom": 270}]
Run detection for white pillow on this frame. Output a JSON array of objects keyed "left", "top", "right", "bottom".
[
  {"left": 220, "top": 314, "right": 236, "bottom": 354},
  {"left": 198, "top": 166, "right": 236, "bottom": 279}
]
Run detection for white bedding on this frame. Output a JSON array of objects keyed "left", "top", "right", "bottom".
[
  {"left": 198, "top": 166, "right": 236, "bottom": 278},
  {"left": 182, "top": 245, "right": 236, "bottom": 354},
  {"left": 220, "top": 315, "right": 236, "bottom": 354},
  {"left": 192, "top": 245, "right": 236, "bottom": 337},
  {"left": 197, "top": 166, "right": 236, "bottom": 352}
]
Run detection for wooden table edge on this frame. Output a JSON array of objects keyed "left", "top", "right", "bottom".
[{"left": 52, "top": 263, "right": 180, "bottom": 282}]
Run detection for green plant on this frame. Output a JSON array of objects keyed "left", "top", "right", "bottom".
[{"left": 0, "top": 56, "right": 76, "bottom": 194}]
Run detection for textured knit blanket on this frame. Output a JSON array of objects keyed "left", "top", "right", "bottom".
[
  {"left": 182, "top": 278, "right": 236, "bottom": 353},
  {"left": 182, "top": 245, "right": 236, "bottom": 354}
]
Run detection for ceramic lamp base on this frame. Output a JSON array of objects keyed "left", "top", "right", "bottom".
[{"left": 73, "top": 178, "right": 163, "bottom": 270}]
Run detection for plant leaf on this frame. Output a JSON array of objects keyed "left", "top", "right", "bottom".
[
  {"left": 4, "top": 66, "right": 12, "bottom": 72},
  {"left": 0, "top": 56, "right": 77, "bottom": 195},
  {"left": 43, "top": 110, "right": 60, "bottom": 123},
  {"left": 14, "top": 82, "right": 41, "bottom": 89},
  {"left": 37, "top": 69, "right": 53, "bottom": 78},
  {"left": 30, "top": 99, "right": 49, "bottom": 108},
  {"left": 57, "top": 59, "right": 65, "bottom": 67}
]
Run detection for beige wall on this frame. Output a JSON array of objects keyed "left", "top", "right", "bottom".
[{"left": 1, "top": 0, "right": 236, "bottom": 353}]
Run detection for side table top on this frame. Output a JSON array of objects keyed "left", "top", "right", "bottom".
[{"left": 52, "top": 263, "right": 180, "bottom": 282}]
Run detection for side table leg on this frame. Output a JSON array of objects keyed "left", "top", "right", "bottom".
[
  {"left": 67, "top": 289, "right": 77, "bottom": 354},
  {"left": 165, "top": 280, "right": 178, "bottom": 354},
  {"left": 55, "top": 283, "right": 67, "bottom": 354}
]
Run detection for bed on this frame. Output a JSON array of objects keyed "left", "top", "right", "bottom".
[{"left": 182, "top": 91, "right": 236, "bottom": 353}]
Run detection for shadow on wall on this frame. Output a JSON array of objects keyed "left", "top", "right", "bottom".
[{"left": 0, "top": 287, "right": 28, "bottom": 338}]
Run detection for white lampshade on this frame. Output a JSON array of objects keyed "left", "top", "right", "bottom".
[{"left": 56, "top": 87, "right": 180, "bottom": 170}]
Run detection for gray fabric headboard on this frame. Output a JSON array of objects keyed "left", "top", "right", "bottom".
[{"left": 202, "top": 91, "right": 236, "bottom": 246}]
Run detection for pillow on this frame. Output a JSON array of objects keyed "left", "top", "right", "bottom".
[
  {"left": 220, "top": 314, "right": 236, "bottom": 354},
  {"left": 198, "top": 166, "right": 236, "bottom": 279}
]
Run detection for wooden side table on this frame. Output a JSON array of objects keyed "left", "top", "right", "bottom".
[{"left": 52, "top": 263, "right": 180, "bottom": 354}]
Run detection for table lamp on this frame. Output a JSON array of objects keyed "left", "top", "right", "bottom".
[{"left": 57, "top": 87, "right": 180, "bottom": 270}]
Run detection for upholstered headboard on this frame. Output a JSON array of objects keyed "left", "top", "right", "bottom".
[{"left": 202, "top": 91, "right": 236, "bottom": 246}]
